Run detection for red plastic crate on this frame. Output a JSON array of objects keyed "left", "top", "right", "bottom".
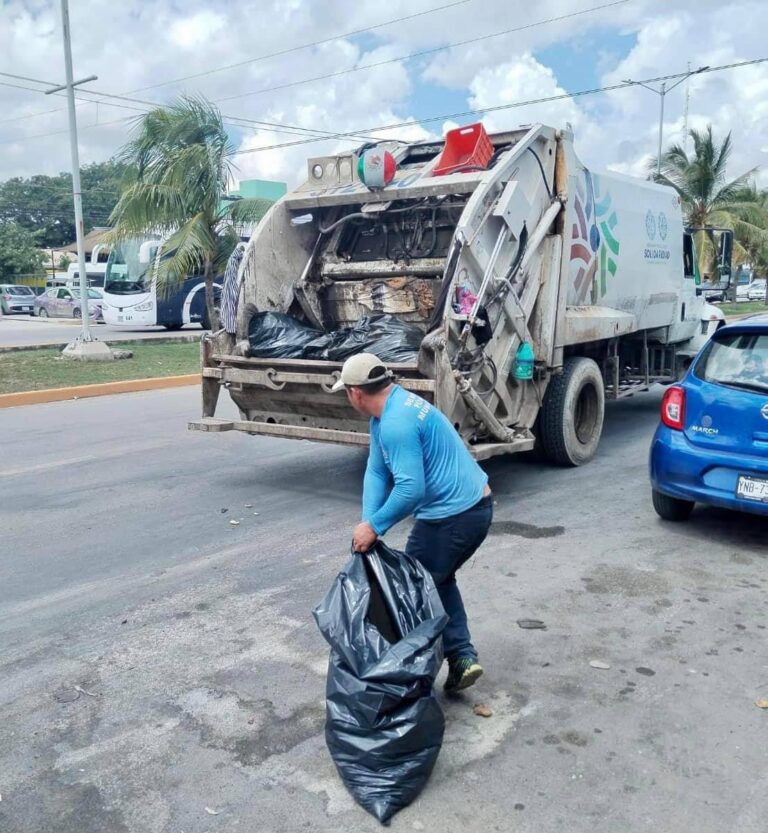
[{"left": 433, "top": 123, "right": 493, "bottom": 176}]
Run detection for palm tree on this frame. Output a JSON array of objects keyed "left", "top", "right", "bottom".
[
  {"left": 108, "top": 96, "right": 272, "bottom": 328},
  {"left": 731, "top": 185, "right": 768, "bottom": 280},
  {"left": 650, "top": 126, "right": 768, "bottom": 284}
]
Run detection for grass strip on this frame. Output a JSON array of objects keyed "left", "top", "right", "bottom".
[{"left": 0, "top": 340, "right": 200, "bottom": 394}]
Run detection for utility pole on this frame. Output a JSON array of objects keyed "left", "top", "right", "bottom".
[
  {"left": 45, "top": 0, "right": 111, "bottom": 359},
  {"left": 683, "top": 61, "right": 691, "bottom": 153},
  {"left": 623, "top": 65, "right": 709, "bottom": 179}
]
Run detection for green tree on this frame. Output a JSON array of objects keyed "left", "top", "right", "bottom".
[
  {"left": 0, "top": 160, "right": 128, "bottom": 248},
  {"left": 108, "top": 97, "right": 272, "bottom": 328},
  {"left": 0, "top": 222, "right": 46, "bottom": 278},
  {"left": 730, "top": 185, "right": 768, "bottom": 277},
  {"left": 651, "top": 126, "right": 768, "bottom": 281}
]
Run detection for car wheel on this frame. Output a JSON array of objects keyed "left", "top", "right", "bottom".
[
  {"left": 651, "top": 489, "right": 694, "bottom": 521},
  {"left": 73, "top": 307, "right": 81, "bottom": 319},
  {"left": 539, "top": 356, "right": 606, "bottom": 466},
  {"left": 37, "top": 308, "right": 48, "bottom": 318},
  {"left": 163, "top": 322, "right": 183, "bottom": 331}
]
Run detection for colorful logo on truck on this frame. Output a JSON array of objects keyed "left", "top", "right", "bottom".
[{"left": 571, "top": 170, "right": 620, "bottom": 304}]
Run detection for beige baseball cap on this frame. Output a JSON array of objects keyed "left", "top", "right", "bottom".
[{"left": 331, "top": 353, "right": 391, "bottom": 392}]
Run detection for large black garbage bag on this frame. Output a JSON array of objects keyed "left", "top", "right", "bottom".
[
  {"left": 247, "top": 311, "right": 423, "bottom": 363},
  {"left": 246, "top": 311, "right": 323, "bottom": 358},
  {"left": 313, "top": 542, "right": 448, "bottom": 824},
  {"left": 307, "top": 314, "right": 424, "bottom": 363}
]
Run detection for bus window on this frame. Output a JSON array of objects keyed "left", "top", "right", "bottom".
[{"left": 105, "top": 239, "right": 159, "bottom": 295}]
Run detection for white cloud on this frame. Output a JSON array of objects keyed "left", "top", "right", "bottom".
[
  {"left": 467, "top": 53, "right": 584, "bottom": 135},
  {"left": 170, "top": 12, "right": 226, "bottom": 49},
  {"left": 0, "top": 0, "right": 765, "bottom": 198},
  {"left": 596, "top": 1, "right": 768, "bottom": 184}
]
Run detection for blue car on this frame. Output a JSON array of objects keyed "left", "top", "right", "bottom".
[{"left": 650, "top": 314, "right": 768, "bottom": 521}]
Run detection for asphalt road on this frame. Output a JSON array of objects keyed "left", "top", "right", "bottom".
[
  {"left": 0, "top": 315, "right": 202, "bottom": 348},
  {"left": 1, "top": 387, "right": 766, "bottom": 833}
]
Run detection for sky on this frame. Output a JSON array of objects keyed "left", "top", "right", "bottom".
[{"left": 1, "top": 0, "right": 767, "bottom": 197}]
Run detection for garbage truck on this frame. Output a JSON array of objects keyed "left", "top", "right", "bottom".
[{"left": 189, "top": 122, "right": 731, "bottom": 465}]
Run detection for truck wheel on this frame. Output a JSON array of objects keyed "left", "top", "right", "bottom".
[
  {"left": 651, "top": 489, "right": 694, "bottom": 521},
  {"left": 539, "top": 356, "right": 605, "bottom": 466}
]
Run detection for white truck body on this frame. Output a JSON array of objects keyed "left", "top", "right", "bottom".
[{"left": 190, "top": 124, "right": 725, "bottom": 464}]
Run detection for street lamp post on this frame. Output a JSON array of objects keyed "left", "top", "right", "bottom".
[
  {"left": 45, "top": 0, "right": 110, "bottom": 359},
  {"left": 623, "top": 66, "right": 709, "bottom": 179}
]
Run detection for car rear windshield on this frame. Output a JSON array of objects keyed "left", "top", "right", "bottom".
[
  {"left": 7, "top": 286, "right": 33, "bottom": 295},
  {"left": 694, "top": 331, "right": 768, "bottom": 393}
]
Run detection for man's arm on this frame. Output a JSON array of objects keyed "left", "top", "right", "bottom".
[
  {"left": 362, "top": 423, "right": 391, "bottom": 521},
  {"left": 368, "top": 420, "right": 425, "bottom": 535}
]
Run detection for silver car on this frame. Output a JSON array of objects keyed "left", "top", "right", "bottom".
[
  {"left": 747, "top": 279, "right": 767, "bottom": 302},
  {"left": 34, "top": 286, "right": 104, "bottom": 320},
  {"left": 0, "top": 284, "right": 36, "bottom": 315}
]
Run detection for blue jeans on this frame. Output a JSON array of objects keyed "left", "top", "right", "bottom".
[{"left": 406, "top": 495, "right": 493, "bottom": 662}]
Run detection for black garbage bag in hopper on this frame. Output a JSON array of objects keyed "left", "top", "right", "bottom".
[
  {"left": 246, "top": 311, "right": 323, "bottom": 358},
  {"left": 247, "top": 312, "right": 423, "bottom": 363},
  {"left": 313, "top": 542, "right": 448, "bottom": 824},
  {"left": 304, "top": 314, "right": 424, "bottom": 363}
]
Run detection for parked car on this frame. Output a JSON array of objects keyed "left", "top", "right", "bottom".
[
  {"left": 650, "top": 314, "right": 768, "bottom": 520},
  {"left": 0, "top": 284, "right": 36, "bottom": 315},
  {"left": 699, "top": 284, "right": 725, "bottom": 303},
  {"left": 34, "top": 286, "right": 104, "bottom": 321},
  {"left": 736, "top": 280, "right": 752, "bottom": 302},
  {"left": 747, "top": 279, "right": 767, "bottom": 302}
]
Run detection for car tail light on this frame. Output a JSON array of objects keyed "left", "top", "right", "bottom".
[{"left": 661, "top": 386, "right": 686, "bottom": 430}]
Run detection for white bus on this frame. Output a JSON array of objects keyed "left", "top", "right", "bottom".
[{"left": 102, "top": 237, "right": 221, "bottom": 330}]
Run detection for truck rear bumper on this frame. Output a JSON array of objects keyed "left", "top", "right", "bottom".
[{"left": 188, "top": 417, "right": 534, "bottom": 460}]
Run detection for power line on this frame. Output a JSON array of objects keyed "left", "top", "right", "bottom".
[
  {"left": 123, "top": 0, "right": 472, "bottom": 95},
  {"left": 0, "top": 74, "right": 386, "bottom": 144},
  {"left": 0, "top": 181, "right": 121, "bottom": 195},
  {"left": 0, "top": 114, "right": 136, "bottom": 146},
  {"left": 0, "top": 71, "right": 58, "bottom": 86},
  {"left": 218, "top": 0, "right": 631, "bottom": 104},
  {"left": 0, "top": 0, "right": 623, "bottom": 141},
  {"left": 3, "top": 55, "right": 766, "bottom": 157},
  {"left": 0, "top": 192, "right": 114, "bottom": 206},
  {"left": 232, "top": 56, "right": 768, "bottom": 156},
  {"left": 70, "top": 88, "right": 386, "bottom": 142},
  {"left": 0, "top": 0, "right": 469, "bottom": 130}
]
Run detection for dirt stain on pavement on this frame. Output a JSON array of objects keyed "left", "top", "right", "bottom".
[
  {"left": 232, "top": 703, "right": 325, "bottom": 766},
  {"left": 581, "top": 565, "right": 670, "bottom": 597},
  {"left": 490, "top": 520, "right": 565, "bottom": 539}
]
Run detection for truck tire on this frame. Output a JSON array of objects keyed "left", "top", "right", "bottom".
[
  {"left": 651, "top": 489, "right": 694, "bottom": 521},
  {"left": 539, "top": 356, "right": 605, "bottom": 466}
]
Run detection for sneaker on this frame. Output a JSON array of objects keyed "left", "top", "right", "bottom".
[{"left": 444, "top": 657, "right": 484, "bottom": 692}]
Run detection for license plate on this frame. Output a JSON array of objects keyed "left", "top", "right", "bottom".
[
  {"left": 736, "top": 475, "right": 768, "bottom": 502},
  {"left": 23, "top": 307, "right": 31, "bottom": 311}
]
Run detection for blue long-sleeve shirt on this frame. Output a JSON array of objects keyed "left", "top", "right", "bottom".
[{"left": 362, "top": 385, "right": 488, "bottom": 535}]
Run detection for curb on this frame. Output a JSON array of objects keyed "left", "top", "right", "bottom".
[
  {"left": 0, "top": 374, "right": 200, "bottom": 409},
  {"left": 0, "top": 335, "right": 202, "bottom": 353}
]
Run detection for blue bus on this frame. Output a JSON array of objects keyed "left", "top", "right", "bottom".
[{"left": 102, "top": 237, "right": 221, "bottom": 330}]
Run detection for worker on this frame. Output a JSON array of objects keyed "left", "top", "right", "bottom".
[{"left": 332, "top": 353, "right": 493, "bottom": 692}]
